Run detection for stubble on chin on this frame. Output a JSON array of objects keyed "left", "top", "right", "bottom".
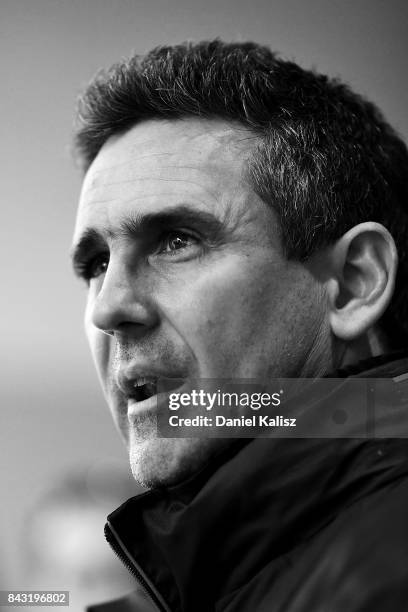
[{"left": 128, "top": 425, "right": 233, "bottom": 489}]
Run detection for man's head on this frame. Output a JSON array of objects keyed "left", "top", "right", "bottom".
[{"left": 72, "top": 40, "right": 408, "bottom": 488}]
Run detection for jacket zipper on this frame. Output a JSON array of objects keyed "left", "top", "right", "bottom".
[{"left": 105, "top": 522, "right": 172, "bottom": 612}]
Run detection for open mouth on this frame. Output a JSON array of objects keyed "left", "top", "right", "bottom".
[
  {"left": 129, "top": 379, "right": 158, "bottom": 403},
  {"left": 120, "top": 374, "right": 186, "bottom": 411}
]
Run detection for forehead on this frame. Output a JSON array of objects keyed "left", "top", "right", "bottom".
[{"left": 74, "top": 118, "right": 257, "bottom": 235}]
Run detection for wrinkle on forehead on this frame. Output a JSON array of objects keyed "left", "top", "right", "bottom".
[
  {"left": 82, "top": 172, "right": 222, "bottom": 212},
  {"left": 73, "top": 118, "right": 278, "bottom": 266},
  {"left": 85, "top": 118, "right": 257, "bottom": 192},
  {"left": 75, "top": 118, "right": 263, "bottom": 241}
]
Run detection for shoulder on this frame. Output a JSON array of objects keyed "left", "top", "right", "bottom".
[
  {"left": 225, "top": 476, "right": 408, "bottom": 612},
  {"left": 282, "top": 476, "right": 408, "bottom": 611}
]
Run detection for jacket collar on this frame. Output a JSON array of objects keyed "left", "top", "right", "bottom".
[{"left": 106, "top": 351, "right": 408, "bottom": 612}]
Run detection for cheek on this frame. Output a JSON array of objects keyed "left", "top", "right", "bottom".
[{"left": 162, "top": 256, "right": 287, "bottom": 374}]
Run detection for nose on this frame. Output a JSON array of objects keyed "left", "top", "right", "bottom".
[{"left": 88, "top": 259, "right": 159, "bottom": 337}]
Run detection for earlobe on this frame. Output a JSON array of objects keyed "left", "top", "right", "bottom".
[{"left": 327, "top": 222, "right": 398, "bottom": 341}]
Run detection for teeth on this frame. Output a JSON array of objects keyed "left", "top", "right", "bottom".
[{"left": 133, "top": 377, "right": 155, "bottom": 388}]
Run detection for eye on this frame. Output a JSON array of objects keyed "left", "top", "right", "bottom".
[
  {"left": 158, "top": 231, "right": 199, "bottom": 255},
  {"left": 85, "top": 253, "right": 109, "bottom": 281}
]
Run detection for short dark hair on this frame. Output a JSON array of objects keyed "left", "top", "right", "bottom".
[{"left": 74, "top": 40, "right": 408, "bottom": 344}]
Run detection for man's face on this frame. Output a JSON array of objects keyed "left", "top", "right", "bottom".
[{"left": 73, "top": 118, "right": 329, "bottom": 487}]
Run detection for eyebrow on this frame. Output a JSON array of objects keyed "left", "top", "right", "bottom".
[{"left": 70, "top": 204, "right": 224, "bottom": 276}]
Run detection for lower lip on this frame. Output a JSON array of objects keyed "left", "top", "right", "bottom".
[
  {"left": 127, "top": 381, "right": 187, "bottom": 421},
  {"left": 127, "top": 394, "right": 159, "bottom": 420}
]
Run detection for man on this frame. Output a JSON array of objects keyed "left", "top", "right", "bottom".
[{"left": 71, "top": 41, "right": 408, "bottom": 611}]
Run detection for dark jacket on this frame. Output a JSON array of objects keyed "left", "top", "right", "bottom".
[{"left": 89, "top": 352, "right": 408, "bottom": 612}]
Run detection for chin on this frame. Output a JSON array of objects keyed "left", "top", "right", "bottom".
[{"left": 128, "top": 436, "right": 230, "bottom": 489}]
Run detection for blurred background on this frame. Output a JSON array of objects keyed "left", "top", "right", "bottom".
[{"left": 1, "top": 0, "right": 407, "bottom": 605}]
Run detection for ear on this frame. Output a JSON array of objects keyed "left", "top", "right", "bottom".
[{"left": 325, "top": 222, "right": 398, "bottom": 341}]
